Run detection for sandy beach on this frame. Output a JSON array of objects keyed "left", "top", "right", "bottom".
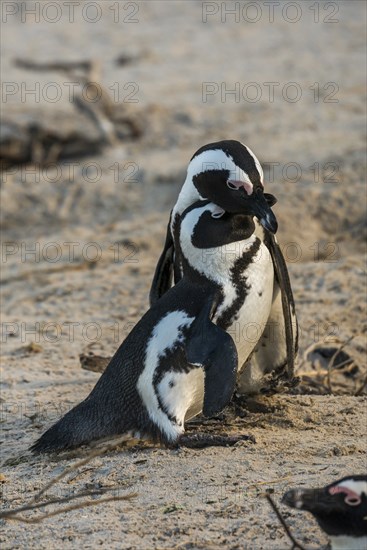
[{"left": 1, "top": 1, "right": 366, "bottom": 548}]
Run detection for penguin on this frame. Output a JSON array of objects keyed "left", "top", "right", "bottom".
[
  {"left": 282, "top": 475, "right": 367, "bottom": 550},
  {"left": 150, "top": 140, "right": 298, "bottom": 395},
  {"left": 31, "top": 198, "right": 274, "bottom": 453}
]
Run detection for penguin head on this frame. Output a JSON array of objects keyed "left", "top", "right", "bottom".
[
  {"left": 282, "top": 475, "right": 367, "bottom": 542},
  {"left": 177, "top": 140, "right": 278, "bottom": 233}
]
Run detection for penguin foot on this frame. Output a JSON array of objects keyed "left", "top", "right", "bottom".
[{"left": 178, "top": 433, "right": 255, "bottom": 449}]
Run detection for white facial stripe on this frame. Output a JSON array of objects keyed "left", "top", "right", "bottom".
[
  {"left": 188, "top": 149, "right": 254, "bottom": 193},
  {"left": 137, "top": 311, "right": 195, "bottom": 440},
  {"left": 211, "top": 204, "right": 225, "bottom": 218},
  {"left": 174, "top": 144, "right": 264, "bottom": 216},
  {"left": 188, "top": 149, "right": 242, "bottom": 180},
  {"left": 244, "top": 143, "right": 264, "bottom": 183}
]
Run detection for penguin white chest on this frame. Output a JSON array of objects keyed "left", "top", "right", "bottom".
[
  {"left": 137, "top": 310, "right": 198, "bottom": 441},
  {"left": 222, "top": 242, "right": 274, "bottom": 367},
  {"left": 158, "top": 368, "right": 205, "bottom": 423}
]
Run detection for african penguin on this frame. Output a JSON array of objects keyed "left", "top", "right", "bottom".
[
  {"left": 150, "top": 140, "right": 298, "bottom": 395},
  {"left": 31, "top": 199, "right": 272, "bottom": 453},
  {"left": 283, "top": 475, "right": 367, "bottom": 550}
]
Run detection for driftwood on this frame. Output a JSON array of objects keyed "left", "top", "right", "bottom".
[{"left": 1, "top": 58, "right": 142, "bottom": 169}]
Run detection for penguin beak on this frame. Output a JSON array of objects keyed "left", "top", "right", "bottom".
[
  {"left": 282, "top": 488, "right": 341, "bottom": 514},
  {"left": 247, "top": 189, "right": 278, "bottom": 234},
  {"left": 282, "top": 488, "right": 316, "bottom": 511}
]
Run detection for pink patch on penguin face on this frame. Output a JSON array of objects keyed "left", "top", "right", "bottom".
[{"left": 329, "top": 485, "right": 362, "bottom": 506}]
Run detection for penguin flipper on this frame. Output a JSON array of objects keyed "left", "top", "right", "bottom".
[
  {"left": 186, "top": 299, "right": 238, "bottom": 417},
  {"left": 149, "top": 215, "right": 174, "bottom": 306},
  {"left": 266, "top": 232, "right": 298, "bottom": 379}
]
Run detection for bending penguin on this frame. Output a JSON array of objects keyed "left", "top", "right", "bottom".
[
  {"left": 32, "top": 195, "right": 277, "bottom": 453},
  {"left": 150, "top": 140, "right": 298, "bottom": 395},
  {"left": 283, "top": 475, "right": 367, "bottom": 550}
]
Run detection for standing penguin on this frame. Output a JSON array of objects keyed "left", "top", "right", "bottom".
[
  {"left": 31, "top": 198, "right": 276, "bottom": 453},
  {"left": 282, "top": 475, "right": 367, "bottom": 550},
  {"left": 150, "top": 140, "right": 298, "bottom": 395}
]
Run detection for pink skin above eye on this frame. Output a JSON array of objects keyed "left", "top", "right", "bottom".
[
  {"left": 329, "top": 485, "right": 362, "bottom": 506},
  {"left": 227, "top": 179, "right": 253, "bottom": 196}
]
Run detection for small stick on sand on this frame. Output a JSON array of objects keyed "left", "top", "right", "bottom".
[
  {"left": 265, "top": 492, "right": 307, "bottom": 550},
  {"left": 0, "top": 489, "right": 137, "bottom": 523},
  {"left": 13, "top": 58, "right": 93, "bottom": 73},
  {"left": 1, "top": 435, "right": 136, "bottom": 523}
]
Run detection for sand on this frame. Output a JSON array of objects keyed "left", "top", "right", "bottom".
[{"left": 1, "top": 1, "right": 366, "bottom": 548}]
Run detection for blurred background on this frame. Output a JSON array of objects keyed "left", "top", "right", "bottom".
[{"left": 1, "top": 2, "right": 366, "bottom": 547}]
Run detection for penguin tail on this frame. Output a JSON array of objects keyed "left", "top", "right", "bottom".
[{"left": 30, "top": 397, "right": 120, "bottom": 454}]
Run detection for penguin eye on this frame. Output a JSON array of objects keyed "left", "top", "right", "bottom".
[
  {"left": 345, "top": 496, "right": 362, "bottom": 506},
  {"left": 211, "top": 211, "right": 224, "bottom": 219},
  {"left": 227, "top": 181, "right": 239, "bottom": 190}
]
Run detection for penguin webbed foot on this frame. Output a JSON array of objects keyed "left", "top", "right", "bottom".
[{"left": 177, "top": 432, "right": 255, "bottom": 449}]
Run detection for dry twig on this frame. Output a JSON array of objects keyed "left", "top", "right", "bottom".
[
  {"left": 1, "top": 490, "right": 136, "bottom": 523},
  {"left": 1, "top": 435, "right": 136, "bottom": 523},
  {"left": 14, "top": 59, "right": 92, "bottom": 73},
  {"left": 265, "top": 492, "right": 307, "bottom": 550}
]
